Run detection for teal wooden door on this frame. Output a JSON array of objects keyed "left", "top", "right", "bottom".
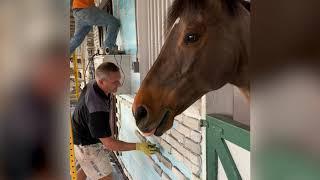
[{"left": 204, "top": 115, "right": 250, "bottom": 180}]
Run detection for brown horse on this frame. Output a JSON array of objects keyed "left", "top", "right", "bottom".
[{"left": 133, "top": 0, "right": 250, "bottom": 136}]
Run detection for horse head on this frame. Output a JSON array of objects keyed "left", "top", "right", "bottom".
[{"left": 133, "top": 0, "right": 250, "bottom": 136}]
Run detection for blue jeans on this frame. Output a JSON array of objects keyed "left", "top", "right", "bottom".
[{"left": 69, "top": 6, "right": 120, "bottom": 54}]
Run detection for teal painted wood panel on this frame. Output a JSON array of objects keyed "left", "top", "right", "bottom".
[{"left": 113, "top": 0, "right": 137, "bottom": 55}]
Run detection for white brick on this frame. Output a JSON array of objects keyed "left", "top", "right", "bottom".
[
  {"left": 177, "top": 144, "right": 189, "bottom": 156},
  {"left": 161, "top": 133, "right": 168, "bottom": 141},
  {"left": 186, "top": 151, "right": 202, "bottom": 166},
  {"left": 167, "top": 135, "right": 188, "bottom": 156},
  {"left": 153, "top": 136, "right": 162, "bottom": 144},
  {"left": 161, "top": 173, "right": 171, "bottom": 180},
  {"left": 183, "top": 101, "right": 202, "bottom": 120},
  {"left": 172, "top": 166, "right": 187, "bottom": 180},
  {"left": 159, "top": 155, "right": 172, "bottom": 169},
  {"left": 160, "top": 139, "right": 172, "bottom": 153},
  {"left": 167, "top": 129, "right": 172, "bottom": 135},
  {"left": 185, "top": 138, "right": 201, "bottom": 155},
  {"left": 171, "top": 148, "right": 184, "bottom": 162},
  {"left": 134, "top": 130, "right": 146, "bottom": 142},
  {"left": 165, "top": 134, "right": 171, "bottom": 143},
  {"left": 190, "top": 130, "right": 202, "bottom": 143},
  {"left": 152, "top": 162, "right": 163, "bottom": 176},
  {"left": 175, "top": 114, "right": 184, "bottom": 122},
  {"left": 183, "top": 116, "right": 201, "bottom": 131},
  {"left": 171, "top": 129, "right": 185, "bottom": 143},
  {"left": 192, "top": 174, "right": 201, "bottom": 180},
  {"left": 166, "top": 135, "right": 179, "bottom": 148},
  {"left": 175, "top": 123, "right": 191, "bottom": 137},
  {"left": 184, "top": 158, "right": 201, "bottom": 176}
]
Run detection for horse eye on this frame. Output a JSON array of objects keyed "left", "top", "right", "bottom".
[{"left": 184, "top": 33, "right": 200, "bottom": 44}]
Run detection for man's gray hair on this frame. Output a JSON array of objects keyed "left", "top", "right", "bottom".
[{"left": 95, "top": 62, "right": 119, "bottom": 80}]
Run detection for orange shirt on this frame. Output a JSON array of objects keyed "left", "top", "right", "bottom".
[{"left": 72, "top": 0, "right": 95, "bottom": 9}]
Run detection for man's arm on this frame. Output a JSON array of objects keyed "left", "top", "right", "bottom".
[
  {"left": 99, "top": 137, "right": 136, "bottom": 151},
  {"left": 99, "top": 137, "right": 158, "bottom": 156}
]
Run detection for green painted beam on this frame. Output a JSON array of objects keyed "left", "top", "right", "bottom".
[
  {"left": 206, "top": 125, "right": 218, "bottom": 180},
  {"left": 206, "top": 115, "right": 250, "bottom": 151},
  {"left": 213, "top": 126, "right": 242, "bottom": 180}
]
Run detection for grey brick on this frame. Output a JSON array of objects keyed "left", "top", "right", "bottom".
[{"left": 185, "top": 138, "right": 201, "bottom": 155}]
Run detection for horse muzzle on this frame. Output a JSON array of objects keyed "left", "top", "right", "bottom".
[{"left": 133, "top": 106, "right": 172, "bottom": 136}]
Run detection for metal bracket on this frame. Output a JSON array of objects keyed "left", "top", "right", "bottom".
[
  {"left": 200, "top": 119, "right": 209, "bottom": 127},
  {"left": 132, "top": 61, "right": 139, "bottom": 72}
]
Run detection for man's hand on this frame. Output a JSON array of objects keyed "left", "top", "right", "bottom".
[{"left": 136, "top": 142, "right": 157, "bottom": 156}]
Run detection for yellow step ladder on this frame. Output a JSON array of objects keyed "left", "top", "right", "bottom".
[{"left": 70, "top": 52, "right": 80, "bottom": 180}]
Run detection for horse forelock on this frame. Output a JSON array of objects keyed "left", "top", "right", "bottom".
[
  {"left": 166, "top": 0, "right": 249, "bottom": 34},
  {"left": 166, "top": 0, "right": 207, "bottom": 33}
]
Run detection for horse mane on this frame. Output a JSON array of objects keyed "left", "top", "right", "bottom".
[{"left": 167, "top": 0, "right": 250, "bottom": 32}]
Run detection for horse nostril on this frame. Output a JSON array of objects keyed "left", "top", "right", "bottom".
[{"left": 135, "top": 106, "right": 148, "bottom": 123}]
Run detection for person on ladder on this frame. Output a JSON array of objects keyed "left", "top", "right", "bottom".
[
  {"left": 72, "top": 62, "right": 157, "bottom": 180},
  {"left": 70, "top": 0, "right": 125, "bottom": 54}
]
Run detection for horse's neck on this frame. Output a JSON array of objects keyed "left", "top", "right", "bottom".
[
  {"left": 232, "top": 5, "right": 250, "bottom": 101},
  {"left": 232, "top": 46, "right": 250, "bottom": 102},
  {"left": 238, "top": 86, "right": 250, "bottom": 102}
]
